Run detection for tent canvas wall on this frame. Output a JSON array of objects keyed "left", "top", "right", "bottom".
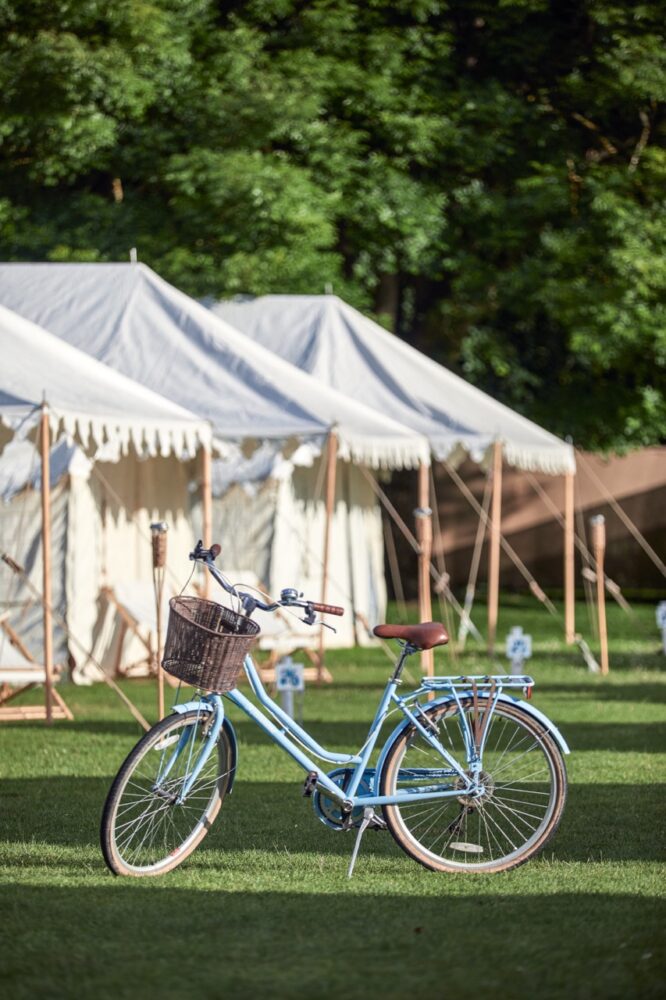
[
  {"left": 211, "top": 454, "right": 387, "bottom": 650},
  {"left": 0, "top": 264, "right": 430, "bottom": 649},
  {"left": 0, "top": 444, "right": 201, "bottom": 678},
  {"left": 0, "top": 304, "right": 211, "bottom": 683}
]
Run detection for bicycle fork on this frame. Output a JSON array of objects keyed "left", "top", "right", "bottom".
[{"left": 153, "top": 701, "right": 224, "bottom": 805}]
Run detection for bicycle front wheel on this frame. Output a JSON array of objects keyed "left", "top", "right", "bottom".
[
  {"left": 101, "top": 709, "right": 234, "bottom": 877},
  {"left": 380, "top": 699, "right": 567, "bottom": 873}
]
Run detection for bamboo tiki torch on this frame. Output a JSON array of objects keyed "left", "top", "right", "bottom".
[{"left": 151, "top": 521, "right": 168, "bottom": 718}]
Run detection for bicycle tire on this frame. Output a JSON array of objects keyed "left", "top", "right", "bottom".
[
  {"left": 101, "top": 709, "right": 234, "bottom": 877},
  {"left": 380, "top": 698, "right": 567, "bottom": 873}
]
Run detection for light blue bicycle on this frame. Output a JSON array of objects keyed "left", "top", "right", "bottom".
[{"left": 100, "top": 542, "right": 569, "bottom": 878}]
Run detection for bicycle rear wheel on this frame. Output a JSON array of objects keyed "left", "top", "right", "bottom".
[
  {"left": 101, "top": 709, "right": 234, "bottom": 877},
  {"left": 380, "top": 699, "right": 567, "bottom": 873}
]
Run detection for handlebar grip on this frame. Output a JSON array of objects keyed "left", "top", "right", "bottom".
[
  {"left": 209, "top": 543, "right": 221, "bottom": 559},
  {"left": 310, "top": 602, "right": 344, "bottom": 617}
]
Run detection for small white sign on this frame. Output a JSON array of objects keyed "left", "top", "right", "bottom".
[
  {"left": 276, "top": 656, "right": 305, "bottom": 692},
  {"left": 656, "top": 602, "right": 666, "bottom": 630},
  {"left": 505, "top": 626, "right": 532, "bottom": 662}
]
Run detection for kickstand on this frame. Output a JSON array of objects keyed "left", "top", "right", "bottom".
[{"left": 347, "top": 807, "right": 376, "bottom": 879}]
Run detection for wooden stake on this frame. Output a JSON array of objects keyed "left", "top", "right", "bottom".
[
  {"left": 487, "top": 442, "right": 502, "bottom": 654},
  {"left": 591, "top": 515, "right": 609, "bottom": 675},
  {"left": 564, "top": 471, "right": 576, "bottom": 644},
  {"left": 201, "top": 444, "right": 213, "bottom": 599},
  {"left": 415, "top": 462, "right": 434, "bottom": 677},
  {"left": 318, "top": 430, "right": 338, "bottom": 680},
  {"left": 40, "top": 404, "right": 54, "bottom": 724}
]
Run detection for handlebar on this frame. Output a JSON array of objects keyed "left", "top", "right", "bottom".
[{"left": 189, "top": 540, "right": 345, "bottom": 623}]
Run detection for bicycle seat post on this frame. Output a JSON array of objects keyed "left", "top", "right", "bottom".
[{"left": 391, "top": 642, "right": 418, "bottom": 683}]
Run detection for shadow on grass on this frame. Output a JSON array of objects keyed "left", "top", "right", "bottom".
[
  {"left": 546, "top": 653, "right": 664, "bottom": 670},
  {"left": 557, "top": 721, "right": 666, "bottom": 753},
  {"left": 2, "top": 776, "right": 665, "bottom": 864},
  {"left": 0, "top": 719, "right": 153, "bottom": 738},
  {"left": 228, "top": 717, "right": 666, "bottom": 753},
  {"left": 538, "top": 682, "right": 666, "bottom": 704},
  {"left": 0, "top": 884, "right": 663, "bottom": 1000}
]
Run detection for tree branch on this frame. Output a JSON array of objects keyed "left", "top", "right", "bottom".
[
  {"left": 628, "top": 110, "right": 651, "bottom": 173},
  {"left": 570, "top": 111, "right": 618, "bottom": 156}
]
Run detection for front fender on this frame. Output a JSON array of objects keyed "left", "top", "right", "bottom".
[
  {"left": 171, "top": 700, "right": 238, "bottom": 793},
  {"left": 375, "top": 691, "right": 569, "bottom": 786}
]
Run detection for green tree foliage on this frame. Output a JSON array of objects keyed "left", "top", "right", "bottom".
[{"left": 0, "top": 0, "right": 664, "bottom": 449}]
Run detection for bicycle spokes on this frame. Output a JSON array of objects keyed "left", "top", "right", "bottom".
[{"left": 381, "top": 700, "right": 566, "bottom": 872}]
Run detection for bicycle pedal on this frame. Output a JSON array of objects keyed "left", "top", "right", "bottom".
[{"left": 302, "top": 771, "right": 318, "bottom": 797}]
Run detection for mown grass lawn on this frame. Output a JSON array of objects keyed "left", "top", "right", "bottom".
[{"left": 1, "top": 599, "right": 665, "bottom": 999}]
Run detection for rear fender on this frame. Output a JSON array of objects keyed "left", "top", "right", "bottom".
[
  {"left": 171, "top": 700, "right": 238, "bottom": 792},
  {"left": 376, "top": 691, "right": 569, "bottom": 783}
]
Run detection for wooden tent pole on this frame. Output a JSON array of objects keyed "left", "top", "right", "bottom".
[
  {"left": 40, "top": 403, "right": 54, "bottom": 724},
  {"left": 318, "top": 430, "right": 338, "bottom": 680},
  {"left": 487, "top": 441, "right": 503, "bottom": 654},
  {"left": 201, "top": 444, "right": 213, "bottom": 599},
  {"left": 564, "top": 471, "right": 576, "bottom": 644},
  {"left": 591, "top": 515, "right": 609, "bottom": 675},
  {"left": 415, "top": 462, "right": 433, "bottom": 677}
]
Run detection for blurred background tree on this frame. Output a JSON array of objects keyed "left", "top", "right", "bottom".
[{"left": 0, "top": 0, "right": 664, "bottom": 449}]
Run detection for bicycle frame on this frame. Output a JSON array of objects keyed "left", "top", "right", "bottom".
[
  {"left": 103, "top": 545, "right": 570, "bottom": 881},
  {"left": 172, "top": 656, "right": 537, "bottom": 809},
  {"left": 168, "top": 548, "right": 566, "bottom": 811}
]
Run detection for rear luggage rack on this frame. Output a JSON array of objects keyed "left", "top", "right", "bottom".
[{"left": 420, "top": 674, "right": 534, "bottom": 690}]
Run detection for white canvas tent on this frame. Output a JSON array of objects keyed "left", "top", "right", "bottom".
[
  {"left": 210, "top": 295, "right": 578, "bottom": 648},
  {"left": 211, "top": 295, "right": 575, "bottom": 476},
  {"left": 0, "top": 265, "right": 430, "bottom": 649},
  {"left": 0, "top": 303, "right": 212, "bottom": 698}
]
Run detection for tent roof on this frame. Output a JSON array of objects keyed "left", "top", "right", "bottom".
[
  {"left": 0, "top": 303, "right": 211, "bottom": 459},
  {"left": 211, "top": 295, "right": 575, "bottom": 475},
  {"left": 0, "top": 265, "right": 429, "bottom": 470}
]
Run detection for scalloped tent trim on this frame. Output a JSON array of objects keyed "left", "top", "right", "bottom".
[
  {"left": 55, "top": 410, "right": 210, "bottom": 461},
  {"left": 0, "top": 303, "right": 212, "bottom": 463}
]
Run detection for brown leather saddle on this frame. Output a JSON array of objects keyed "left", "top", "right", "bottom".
[{"left": 373, "top": 622, "right": 449, "bottom": 650}]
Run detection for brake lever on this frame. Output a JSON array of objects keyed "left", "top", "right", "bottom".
[
  {"left": 298, "top": 606, "right": 336, "bottom": 633},
  {"left": 301, "top": 605, "right": 317, "bottom": 626}
]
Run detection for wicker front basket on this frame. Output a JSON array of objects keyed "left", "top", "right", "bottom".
[{"left": 162, "top": 596, "right": 260, "bottom": 692}]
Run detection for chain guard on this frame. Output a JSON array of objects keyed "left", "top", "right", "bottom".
[{"left": 312, "top": 768, "right": 376, "bottom": 830}]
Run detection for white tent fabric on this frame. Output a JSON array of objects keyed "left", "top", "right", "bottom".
[
  {"left": 0, "top": 264, "right": 429, "bottom": 470},
  {"left": 0, "top": 469, "right": 70, "bottom": 668},
  {"left": 0, "top": 445, "right": 200, "bottom": 681},
  {"left": 205, "top": 460, "right": 385, "bottom": 649},
  {"left": 0, "top": 303, "right": 211, "bottom": 458},
  {"left": 211, "top": 295, "right": 575, "bottom": 475},
  {"left": 0, "top": 304, "right": 211, "bottom": 680},
  {"left": 0, "top": 263, "right": 433, "bottom": 650}
]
